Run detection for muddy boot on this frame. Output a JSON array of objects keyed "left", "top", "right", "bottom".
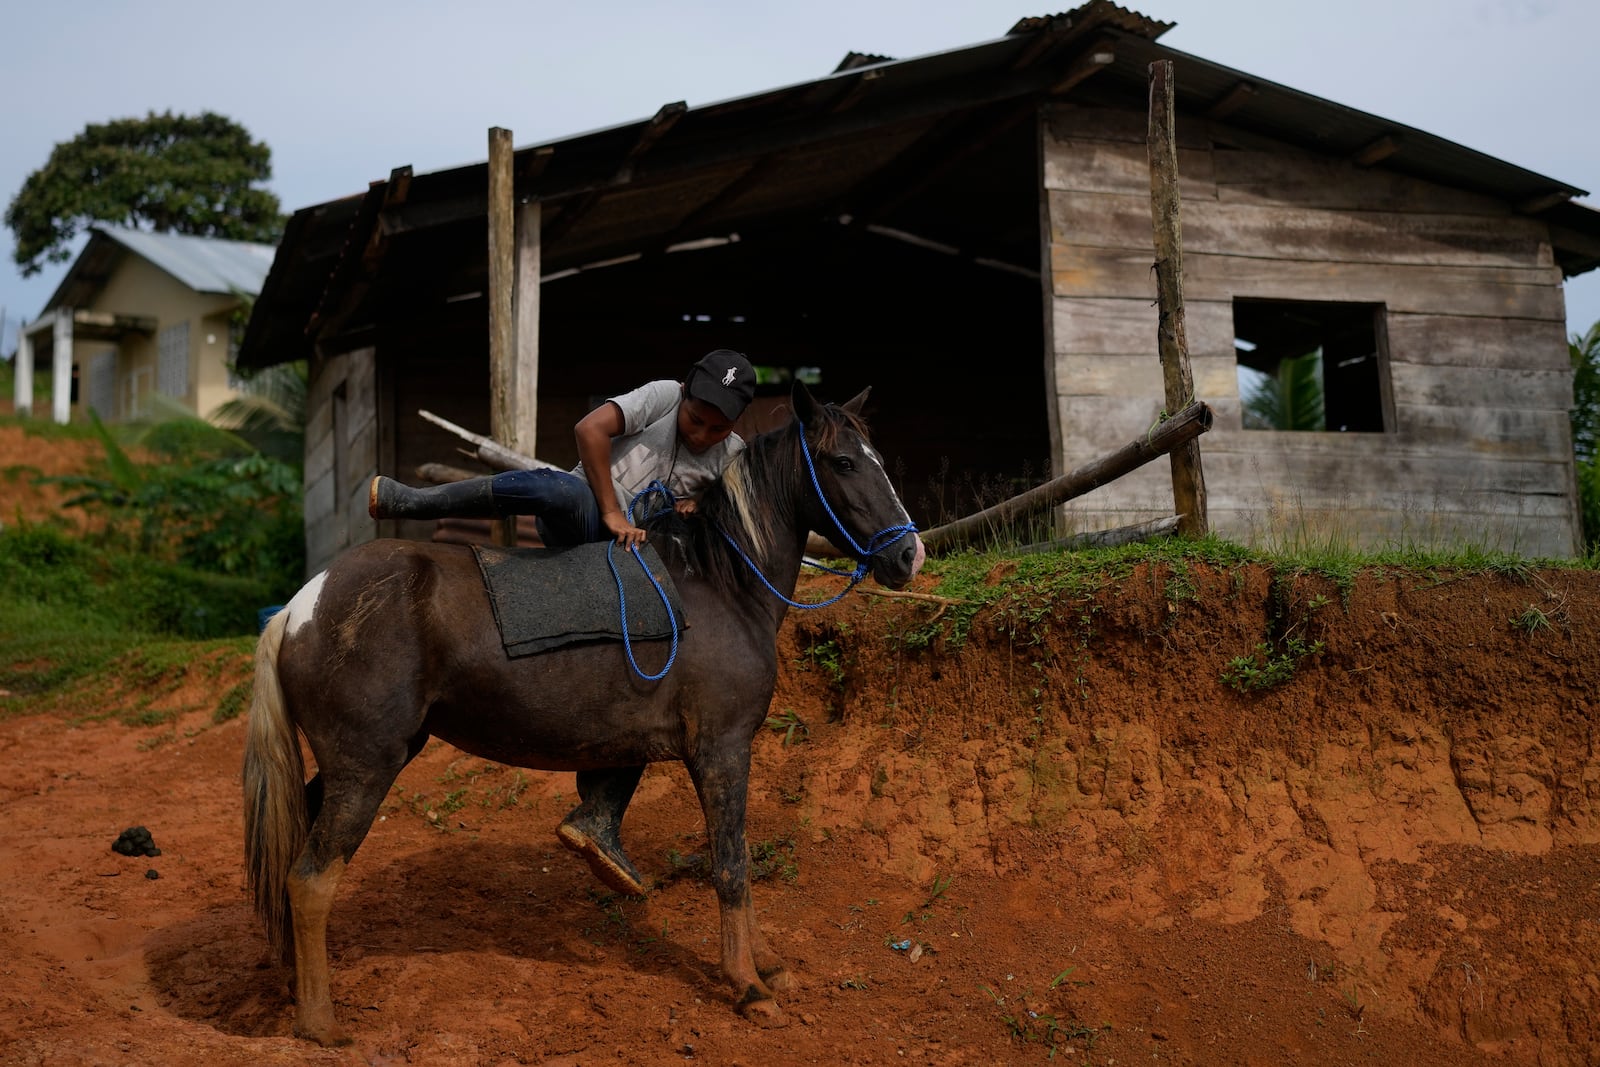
[
  {"left": 368, "top": 475, "right": 498, "bottom": 520},
  {"left": 557, "top": 766, "right": 646, "bottom": 896}
]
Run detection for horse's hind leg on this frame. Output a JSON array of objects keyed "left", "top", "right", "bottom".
[
  {"left": 288, "top": 744, "right": 420, "bottom": 1046},
  {"left": 557, "top": 766, "right": 646, "bottom": 896},
  {"left": 288, "top": 851, "right": 351, "bottom": 1045}
]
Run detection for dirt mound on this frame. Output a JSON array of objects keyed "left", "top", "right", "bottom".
[
  {"left": 0, "top": 422, "right": 107, "bottom": 531},
  {"left": 2, "top": 554, "right": 1596, "bottom": 1065}
]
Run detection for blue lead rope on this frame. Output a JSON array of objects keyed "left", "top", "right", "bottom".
[{"left": 606, "top": 482, "right": 681, "bottom": 680}]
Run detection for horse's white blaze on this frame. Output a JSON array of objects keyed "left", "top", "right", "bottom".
[
  {"left": 283, "top": 571, "right": 328, "bottom": 637},
  {"left": 863, "top": 448, "right": 912, "bottom": 524}
]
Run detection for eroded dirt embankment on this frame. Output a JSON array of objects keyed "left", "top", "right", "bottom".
[{"left": 772, "top": 563, "right": 1600, "bottom": 1063}]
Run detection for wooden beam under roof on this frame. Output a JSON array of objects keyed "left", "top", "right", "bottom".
[
  {"left": 1204, "top": 80, "right": 1257, "bottom": 120},
  {"left": 857, "top": 102, "right": 1035, "bottom": 223},
  {"left": 648, "top": 157, "right": 776, "bottom": 254},
  {"left": 544, "top": 101, "right": 687, "bottom": 244},
  {"left": 1352, "top": 135, "right": 1400, "bottom": 168},
  {"left": 1518, "top": 189, "right": 1573, "bottom": 214},
  {"left": 1047, "top": 45, "right": 1116, "bottom": 96}
]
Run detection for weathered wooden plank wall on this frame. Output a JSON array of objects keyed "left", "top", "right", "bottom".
[
  {"left": 1041, "top": 103, "right": 1579, "bottom": 557},
  {"left": 304, "top": 347, "right": 378, "bottom": 573}
]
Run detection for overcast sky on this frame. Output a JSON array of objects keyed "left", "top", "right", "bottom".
[{"left": 3, "top": 0, "right": 1596, "bottom": 355}]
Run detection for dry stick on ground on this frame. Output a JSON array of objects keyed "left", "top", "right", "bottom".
[{"left": 918, "top": 401, "right": 1213, "bottom": 553}]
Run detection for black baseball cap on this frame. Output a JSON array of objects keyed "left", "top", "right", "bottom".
[{"left": 686, "top": 349, "right": 756, "bottom": 420}]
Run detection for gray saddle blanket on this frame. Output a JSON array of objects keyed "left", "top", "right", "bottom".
[{"left": 472, "top": 542, "right": 687, "bottom": 658}]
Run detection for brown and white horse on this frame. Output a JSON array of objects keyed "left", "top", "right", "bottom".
[{"left": 243, "top": 382, "right": 922, "bottom": 1044}]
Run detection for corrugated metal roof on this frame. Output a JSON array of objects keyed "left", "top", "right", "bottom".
[
  {"left": 43, "top": 227, "right": 276, "bottom": 313},
  {"left": 95, "top": 227, "right": 276, "bottom": 295}
]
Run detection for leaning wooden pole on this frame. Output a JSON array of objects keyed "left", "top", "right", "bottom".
[
  {"left": 919, "top": 400, "right": 1213, "bottom": 552},
  {"left": 487, "top": 126, "right": 518, "bottom": 547},
  {"left": 1148, "top": 61, "right": 1209, "bottom": 538}
]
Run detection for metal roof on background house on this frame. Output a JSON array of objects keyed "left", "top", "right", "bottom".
[
  {"left": 44, "top": 227, "right": 277, "bottom": 313},
  {"left": 238, "top": 1, "right": 1600, "bottom": 370}
]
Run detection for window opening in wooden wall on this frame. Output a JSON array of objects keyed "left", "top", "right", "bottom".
[{"left": 1234, "top": 299, "right": 1387, "bottom": 433}]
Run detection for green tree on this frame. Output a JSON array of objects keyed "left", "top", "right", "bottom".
[
  {"left": 5, "top": 111, "right": 284, "bottom": 277},
  {"left": 1570, "top": 321, "right": 1600, "bottom": 553}
]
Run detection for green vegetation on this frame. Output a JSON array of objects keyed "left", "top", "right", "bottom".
[
  {"left": 981, "top": 978, "right": 1108, "bottom": 1056},
  {"left": 1243, "top": 348, "right": 1326, "bottom": 431},
  {"left": 0, "top": 409, "right": 302, "bottom": 722},
  {"left": 50, "top": 410, "right": 303, "bottom": 591},
  {"left": 902, "top": 532, "right": 1583, "bottom": 654},
  {"left": 1221, "top": 635, "right": 1325, "bottom": 691}
]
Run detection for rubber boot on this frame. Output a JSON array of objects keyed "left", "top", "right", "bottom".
[
  {"left": 368, "top": 475, "right": 498, "bottom": 520},
  {"left": 556, "top": 766, "right": 647, "bottom": 896}
]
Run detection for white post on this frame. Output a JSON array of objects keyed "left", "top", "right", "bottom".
[
  {"left": 14, "top": 323, "right": 33, "bottom": 417},
  {"left": 52, "top": 310, "right": 73, "bottom": 425}
]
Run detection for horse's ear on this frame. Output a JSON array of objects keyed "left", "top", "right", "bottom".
[
  {"left": 791, "top": 379, "right": 817, "bottom": 423},
  {"left": 841, "top": 387, "right": 871, "bottom": 416}
]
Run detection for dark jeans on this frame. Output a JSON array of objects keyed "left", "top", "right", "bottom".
[{"left": 490, "top": 469, "right": 603, "bottom": 547}]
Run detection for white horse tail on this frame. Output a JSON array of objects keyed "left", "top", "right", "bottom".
[{"left": 241, "top": 607, "right": 307, "bottom": 966}]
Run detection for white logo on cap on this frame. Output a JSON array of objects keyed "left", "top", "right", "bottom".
[{"left": 721, "top": 368, "right": 737, "bottom": 386}]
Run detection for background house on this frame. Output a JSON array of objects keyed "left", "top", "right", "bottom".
[
  {"left": 13, "top": 227, "right": 275, "bottom": 425},
  {"left": 238, "top": 2, "right": 1600, "bottom": 571}
]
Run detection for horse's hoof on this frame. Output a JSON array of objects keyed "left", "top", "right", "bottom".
[
  {"left": 738, "top": 995, "right": 789, "bottom": 1029},
  {"left": 293, "top": 1017, "right": 352, "bottom": 1047},
  {"left": 760, "top": 966, "right": 797, "bottom": 993},
  {"left": 556, "top": 820, "right": 646, "bottom": 897}
]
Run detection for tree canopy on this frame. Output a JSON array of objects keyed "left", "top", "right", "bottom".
[{"left": 5, "top": 110, "right": 284, "bottom": 277}]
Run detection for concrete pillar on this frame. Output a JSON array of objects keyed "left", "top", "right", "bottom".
[
  {"left": 13, "top": 324, "right": 32, "bottom": 417},
  {"left": 52, "top": 310, "right": 72, "bottom": 424}
]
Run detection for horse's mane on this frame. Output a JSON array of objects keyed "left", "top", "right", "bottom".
[{"left": 642, "top": 399, "right": 870, "bottom": 599}]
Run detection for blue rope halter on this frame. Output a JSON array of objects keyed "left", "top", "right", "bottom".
[
  {"left": 607, "top": 416, "right": 918, "bottom": 679},
  {"left": 716, "top": 416, "right": 918, "bottom": 610}
]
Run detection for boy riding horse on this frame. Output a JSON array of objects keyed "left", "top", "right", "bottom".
[{"left": 369, "top": 348, "right": 758, "bottom": 896}]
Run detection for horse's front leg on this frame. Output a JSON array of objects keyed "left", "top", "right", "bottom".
[
  {"left": 745, "top": 898, "right": 795, "bottom": 992},
  {"left": 688, "top": 748, "right": 788, "bottom": 1028}
]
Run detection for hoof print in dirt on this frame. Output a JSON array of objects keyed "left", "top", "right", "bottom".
[{"left": 112, "top": 826, "right": 160, "bottom": 858}]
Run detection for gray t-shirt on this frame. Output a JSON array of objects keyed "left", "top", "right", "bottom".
[{"left": 572, "top": 379, "right": 746, "bottom": 514}]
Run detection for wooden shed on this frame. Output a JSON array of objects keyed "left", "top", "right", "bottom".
[{"left": 239, "top": 2, "right": 1600, "bottom": 572}]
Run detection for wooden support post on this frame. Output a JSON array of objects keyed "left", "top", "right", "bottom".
[
  {"left": 514, "top": 199, "right": 541, "bottom": 464},
  {"left": 1147, "top": 61, "right": 1209, "bottom": 538},
  {"left": 487, "top": 127, "right": 517, "bottom": 546}
]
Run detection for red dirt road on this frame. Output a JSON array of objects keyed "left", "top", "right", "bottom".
[{"left": 2, "top": 424, "right": 1597, "bottom": 1065}]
